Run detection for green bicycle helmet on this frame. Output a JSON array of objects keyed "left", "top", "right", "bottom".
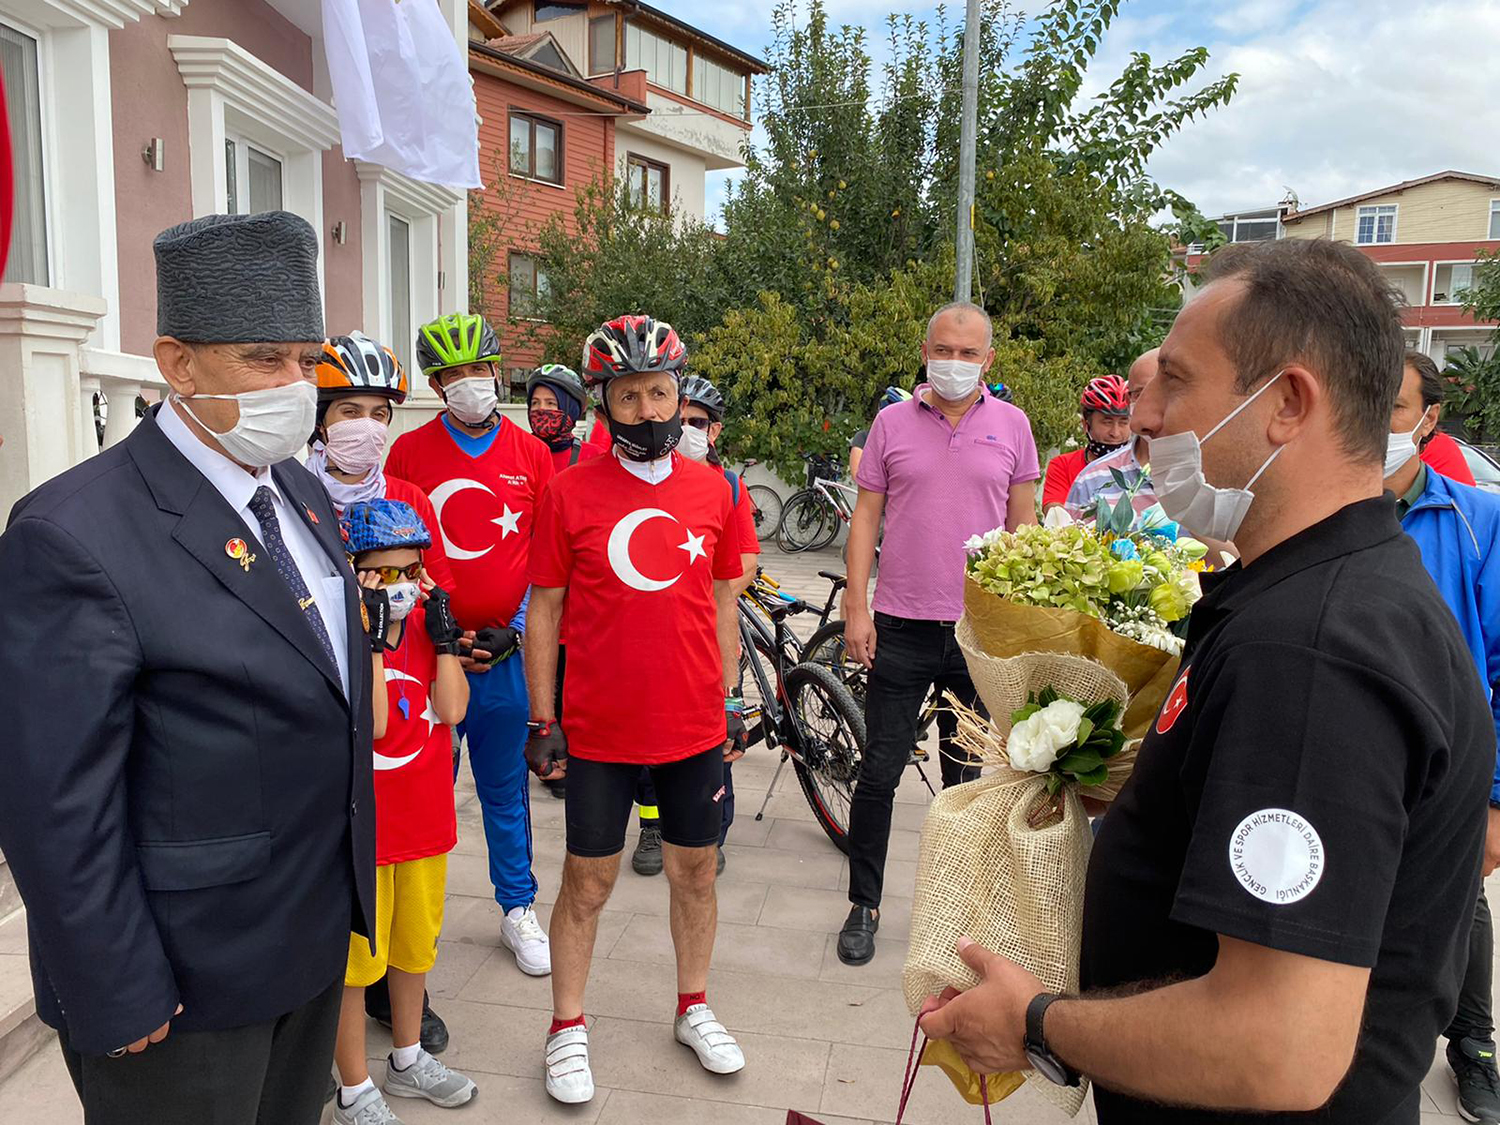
[{"left": 415, "top": 313, "right": 502, "bottom": 378}]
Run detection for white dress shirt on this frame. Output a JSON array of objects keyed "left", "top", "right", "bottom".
[{"left": 158, "top": 399, "right": 351, "bottom": 697}]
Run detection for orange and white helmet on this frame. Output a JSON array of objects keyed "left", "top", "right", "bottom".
[{"left": 317, "top": 331, "right": 408, "bottom": 405}]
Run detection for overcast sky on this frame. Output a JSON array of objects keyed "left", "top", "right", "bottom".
[{"left": 652, "top": 0, "right": 1500, "bottom": 225}]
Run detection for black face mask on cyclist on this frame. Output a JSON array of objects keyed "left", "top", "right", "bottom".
[
  {"left": 607, "top": 406, "right": 683, "bottom": 462},
  {"left": 1086, "top": 437, "right": 1130, "bottom": 461}
]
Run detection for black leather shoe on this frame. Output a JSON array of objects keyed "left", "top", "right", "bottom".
[
  {"left": 837, "top": 905, "right": 879, "bottom": 965},
  {"left": 545, "top": 777, "right": 566, "bottom": 800}
]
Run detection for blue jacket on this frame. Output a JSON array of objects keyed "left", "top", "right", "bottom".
[{"left": 1401, "top": 469, "right": 1500, "bottom": 801}]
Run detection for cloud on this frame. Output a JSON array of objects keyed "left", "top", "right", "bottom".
[{"left": 1098, "top": 0, "right": 1500, "bottom": 216}]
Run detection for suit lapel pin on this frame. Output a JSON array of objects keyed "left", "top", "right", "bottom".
[{"left": 225, "top": 537, "right": 256, "bottom": 572}]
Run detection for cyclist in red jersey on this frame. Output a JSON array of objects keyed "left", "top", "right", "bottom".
[
  {"left": 1041, "top": 374, "right": 1133, "bottom": 512},
  {"left": 524, "top": 316, "right": 749, "bottom": 1104}
]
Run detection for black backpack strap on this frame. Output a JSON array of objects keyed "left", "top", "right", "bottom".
[
  {"left": 569, "top": 440, "right": 581, "bottom": 466},
  {"left": 723, "top": 468, "right": 741, "bottom": 506}
]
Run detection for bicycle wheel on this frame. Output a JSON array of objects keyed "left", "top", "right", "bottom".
[
  {"left": 747, "top": 484, "right": 782, "bottom": 540},
  {"left": 802, "top": 619, "right": 866, "bottom": 705},
  {"left": 785, "top": 661, "right": 866, "bottom": 854},
  {"left": 777, "top": 490, "right": 829, "bottom": 553},
  {"left": 808, "top": 505, "right": 842, "bottom": 552}
]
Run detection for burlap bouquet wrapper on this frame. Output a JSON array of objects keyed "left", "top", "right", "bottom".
[{"left": 902, "top": 601, "right": 1143, "bottom": 1117}]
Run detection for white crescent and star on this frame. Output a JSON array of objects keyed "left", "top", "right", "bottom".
[
  {"left": 429, "top": 479, "right": 523, "bottom": 561},
  {"left": 607, "top": 508, "right": 709, "bottom": 592},
  {"left": 375, "top": 668, "right": 441, "bottom": 772}
]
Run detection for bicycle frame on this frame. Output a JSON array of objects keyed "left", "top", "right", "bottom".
[{"left": 814, "top": 478, "right": 858, "bottom": 525}]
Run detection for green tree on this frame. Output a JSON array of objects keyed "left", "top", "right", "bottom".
[{"left": 1451, "top": 252, "right": 1500, "bottom": 441}]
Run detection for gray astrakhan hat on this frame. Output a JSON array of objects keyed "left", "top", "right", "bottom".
[{"left": 154, "top": 211, "right": 324, "bottom": 343}]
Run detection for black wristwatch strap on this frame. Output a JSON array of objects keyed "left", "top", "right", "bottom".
[{"left": 1024, "top": 992, "right": 1082, "bottom": 1088}]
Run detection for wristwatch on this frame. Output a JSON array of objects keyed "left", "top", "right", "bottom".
[{"left": 1024, "top": 992, "right": 1081, "bottom": 1087}]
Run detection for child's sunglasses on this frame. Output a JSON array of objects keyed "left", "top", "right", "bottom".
[{"left": 365, "top": 561, "right": 423, "bottom": 584}]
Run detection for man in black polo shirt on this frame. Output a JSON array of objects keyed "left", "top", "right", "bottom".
[{"left": 917, "top": 238, "right": 1494, "bottom": 1123}]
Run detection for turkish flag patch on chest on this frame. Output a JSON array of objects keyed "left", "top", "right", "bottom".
[{"left": 1157, "top": 668, "right": 1191, "bottom": 735}]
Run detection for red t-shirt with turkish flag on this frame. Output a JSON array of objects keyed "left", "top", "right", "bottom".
[
  {"left": 386, "top": 416, "right": 553, "bottom": 630},
  {"left": 530, "top": 454, "right": 742, "bottom": 764},
  {"left": 373, "top": 605, "right": 457, "bottom": 866}
]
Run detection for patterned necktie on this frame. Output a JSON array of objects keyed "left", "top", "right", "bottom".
[{"left": 247, "top": 486, "right": 340, "bottom": 673}]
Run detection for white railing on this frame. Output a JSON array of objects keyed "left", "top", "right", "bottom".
[{"left": 80, "top": 347, "right": 171, "bottom": 454}]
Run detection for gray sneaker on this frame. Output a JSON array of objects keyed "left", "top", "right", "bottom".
[
  {"left": 383, "top": 1048, "right": 478, "bottom": 1108},
  {"left": 333, "top": 1085, "right": 405, "bottom": 1125}
]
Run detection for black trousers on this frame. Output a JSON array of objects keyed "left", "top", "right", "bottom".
[
  {"left": 847, "top": 613, "right": 980, "bottom": 909},
  {"left": 59, "top": 975, "right": 343, "bottom": 1125},
  {"left": 1448, "top": 887, "right": 1495, "bottom": 1043}
]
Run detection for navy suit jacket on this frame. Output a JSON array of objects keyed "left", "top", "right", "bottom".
[{"left": 0, "top": 408, "right": 375, "bottom": 1055}]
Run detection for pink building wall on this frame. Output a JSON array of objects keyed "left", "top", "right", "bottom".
[{"left": 110, "top": 0, "right": 363, "bottom": 355}]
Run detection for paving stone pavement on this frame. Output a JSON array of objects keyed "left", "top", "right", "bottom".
[{"left": 0, "top": 543, "right": 1492, "bottom": 1123}]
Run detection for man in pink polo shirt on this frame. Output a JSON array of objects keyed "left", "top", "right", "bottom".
[{"left": 837, "top": 301, "right": 1040, "bottom": 966}]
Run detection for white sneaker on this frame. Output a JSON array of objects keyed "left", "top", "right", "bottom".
[
  {"left": 500, "top": 905, "right": 551, "bottom": 976},
  {"left": 544, "top": 1024, "right": 595, "bottom": 1104},
  {"left": 674, "top": 1004, "right": 745, "bottom": 1075}
]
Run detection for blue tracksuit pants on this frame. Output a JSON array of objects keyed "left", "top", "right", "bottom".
[{"left": 459, "top": 657, "right": 536, "bottom": 912}]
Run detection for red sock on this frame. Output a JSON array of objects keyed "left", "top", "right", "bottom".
[
  {"left": 549, "top": 1014, "right": 586, "bottom": 1035},
  {"left": 677, "top": 991, "right": 707, "bottom": 1016}
]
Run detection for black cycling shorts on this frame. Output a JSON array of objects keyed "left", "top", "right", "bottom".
[{"left": 565, "top": 743, "right": 726, "bottom": 857}]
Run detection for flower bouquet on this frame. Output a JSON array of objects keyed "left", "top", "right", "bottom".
[{"left": 903, "top": 515, "right": 1205, "bottom": 1116}]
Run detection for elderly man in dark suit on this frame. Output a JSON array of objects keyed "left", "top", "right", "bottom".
[{"left": 0, "top": 211, "right": 376, "bottom": 1124}]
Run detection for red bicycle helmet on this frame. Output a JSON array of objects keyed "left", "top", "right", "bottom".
[
  {"left": 582, "top": 315, "right": 686, "bottom": 385},
  {"left": 1081, "top": 374, "right": 1130, "bottom": 416}
]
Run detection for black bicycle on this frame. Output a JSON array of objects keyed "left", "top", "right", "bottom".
[
  {"left": 737, "top": 458, "right": 784, "bottom": 541},
  {"left": 737, "top": 574, "right": 867, "bottom": 853},
  {"left": 776, "top": 453, "right": 847, "bottom": 553}
]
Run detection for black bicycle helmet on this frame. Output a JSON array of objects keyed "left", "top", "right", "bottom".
[
  {"left": 526, "top": 364, "right": 588, "bottom": 414},
  {"left": 680, "top": 375, "right": 726, "bottom": 422},
  {"left": 988, "top": 380, "right": 1015, "bottom": 404}
]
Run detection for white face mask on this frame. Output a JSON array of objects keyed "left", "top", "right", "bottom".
[
  {"left": 1383, "top": 409, "right": 1432, "bottom": 479},
  {"left": 176, "top": 381, "right": 318, "bottom": 468},
  {"left": 384, "top": 581, "right": 420, "bottom": 622},
  {"left": 443, "top": 376, "right": 499, "bottom": 426},
  {"left": 1151, "top": 371, "right": 1286, "bottom": 543},
  {"left": 926, "top": 359, "right": 983, "bottom": 401},
  {"left": 679, "top": 424, "right": 711, "bottom": 462}
]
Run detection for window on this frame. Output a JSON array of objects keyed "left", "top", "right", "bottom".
[
  {"left": 1490, "top": 200, "right": 1500, "bottom": 241},
  {"left": 626, "top": 153, "right": 670, "bottom": 215},
  {"left": 223, "top": 137, "right": 285, "bottom": 214},
  {"left": 692, "top": 54, "right": 746, "bottom": 119},
  {"left": 509, "top": 111, "right": 561, "bottom": 184},
  {"left": 506, "top": 367, "right": 529, "bottom": 404},
  {"left": 508, "top": 252, "right": 550, "bottom": 318},
  {"left": 1434, "top": 263, "right": 1480, "bottom": 305},
  {"left": 1, "top": 21, "right": 47, "bottom": 285},
  {"left": 534, "top": 1, "right": 584, "bottom": 20},
  {"left": 589, "top": 15, "right": 616, "bottom": 75},
  {"left": 624, "top": 20, "right": 686, "bottom": 94},
  {"left": 1356, "top": 204, "right": 1397, "bottom": 245},
  {"left": 388, "top": 215, "right": 412, "bottom": 375},
  {"left": 1231, "top": 217, "right": 1278, "bottom": 242}
]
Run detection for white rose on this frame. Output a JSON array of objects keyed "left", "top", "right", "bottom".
[{"left": 1006, "top": 699, "right": 1087, "bottom": 773}]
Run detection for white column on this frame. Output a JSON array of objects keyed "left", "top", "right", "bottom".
[{"left": 0, "top": 285, "right": 109, "bottom": 513}]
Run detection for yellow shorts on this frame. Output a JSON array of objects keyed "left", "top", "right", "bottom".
[{"left": 345, "top": 852, "right": 449, "bottom": 988}]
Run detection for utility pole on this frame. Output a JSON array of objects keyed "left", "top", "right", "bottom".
[{"left": 953, "top": 0, "right": 981, "bottom": 302}]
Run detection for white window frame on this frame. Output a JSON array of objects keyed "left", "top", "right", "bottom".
[
  {"left": 1490, "top": 199, "right": 1500, "bottom": 241},
  {"left": 0, "top": 13, "right": 55, "bottom": 287},
  {"left": 355, "top": 161, "right": 461, "bottom": 380},
  {"left": 223, "top": 131, "right": 287, "bottom": 216},
  {"left": 387, "top": 213, "right": 413, "bottom": 376},
  {"left": 170, "top": 35, "right": 340, "bottom": 297},
  {"left": 1432, "top": 260, "right": 1481, "bottom": 306},
  {"left": 1355, "top": 204, "right": 1398, "bottom": 246},
  {"left": 1375, "top": 260, "right": 1429, "bottom": 309}
]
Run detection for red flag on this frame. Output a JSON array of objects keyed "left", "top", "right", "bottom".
[{"left": 0, "top": 82, "right": 12, "bottom": 279}]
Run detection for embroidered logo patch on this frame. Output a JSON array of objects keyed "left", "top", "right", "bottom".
[
  {"left": 1157, "top": 668, "right": 1190, "bottom": 734},
  {"left": 1229, "top": 808, "right": 1324, "bottom": 905}
]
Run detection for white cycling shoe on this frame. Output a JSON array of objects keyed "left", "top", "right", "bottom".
[
  {"left": 674, "top": 1004, "right": 746, "bottom": 1075},
  {"left": 544, "top": 1024, "right": 595, "bottom": 1104}
]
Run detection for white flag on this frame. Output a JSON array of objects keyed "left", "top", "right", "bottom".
[{"left": 321, "top": 0, "right": 481, "bottom": 189}]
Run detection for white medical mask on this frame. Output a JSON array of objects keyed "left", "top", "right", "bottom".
[
  {"left": 176, "top": 381, "right": 318, "bottom": 468},
  {"left": 679, "top": 424, "right": 711, "bottom": 462},
  {"left": 384, "top": 581, "right": 420, "bottom": 622},
  {"left": 925, "top": 359, "right": 983, "bottom": 401},
  {"left": 1383, "top": 409, "right": 1432, "bottom": 478},
  {"left": 442, "top": 376, "right": 499, "bottom": 426},
  {"left": 1151, "top": 371, "right": 1286, "bottom": 543}
]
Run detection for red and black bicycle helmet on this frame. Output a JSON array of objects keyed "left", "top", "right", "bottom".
[
  {"left": 582, "top": 315, "right": 686, "bottom": 385},
  {"left": 1080, "top": 374, "right": 1130, "bottom": 416}
]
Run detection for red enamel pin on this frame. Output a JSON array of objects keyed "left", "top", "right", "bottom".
[
  {"left": 305, "top": 505, "right": 320, "bottom": 524},
  {"left": 225, "top": 538, "right": 256, "bottom": 572}
]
